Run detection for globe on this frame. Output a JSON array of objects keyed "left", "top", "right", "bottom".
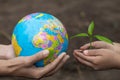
[{"left": 12, "top": 12, "right": 69, "bottom": 67}]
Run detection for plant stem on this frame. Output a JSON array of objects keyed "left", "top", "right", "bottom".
[{"left": 89, "top": 36, "right": 93, "bottom": 49}]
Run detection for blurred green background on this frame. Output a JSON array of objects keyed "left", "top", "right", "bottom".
[{"left": 0, "top": 0, "right": 120, "bottom": 80}]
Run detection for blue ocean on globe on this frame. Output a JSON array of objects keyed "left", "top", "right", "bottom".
[{"left": 12, "top": 12, "right": 69, "bottom": 67}]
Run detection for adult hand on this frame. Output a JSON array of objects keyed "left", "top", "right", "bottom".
[
  {"left": 0, "top": 44, "right": 15, "bottom": 59},
  {"left": 0, "top": 44, "right": 69, "bottom": 79}
]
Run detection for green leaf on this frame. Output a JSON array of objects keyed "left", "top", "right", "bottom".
[
  {"left": 70, "top": 33, "right": 88, "bottom": 39},
  {"left": 88, "top": 21, "right": 94, "bottom": 36},
  {"left": 94, "top": 35, "right": 113, "bottom": 44}
]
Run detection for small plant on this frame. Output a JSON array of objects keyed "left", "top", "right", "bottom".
[{"left": 71, "top": 21, "right": 113, "bottom": 49}]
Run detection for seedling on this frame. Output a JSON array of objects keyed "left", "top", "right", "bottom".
[{"left": 71, "top": 21, "right": 113, "bottom": 49}]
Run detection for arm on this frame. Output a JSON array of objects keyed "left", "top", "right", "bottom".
[{"left": 0, "top": 44, "right": 69, "bottom": 79}]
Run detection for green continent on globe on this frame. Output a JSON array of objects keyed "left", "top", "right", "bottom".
[{"left": 32, "top": 18, "right": 67, "bottom": 65}]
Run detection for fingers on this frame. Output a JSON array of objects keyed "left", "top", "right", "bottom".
[
  {"left": 11, "top": 53, "right": 67, "bottom": 79},
  {"left": 39, "top": 52, "right": 66, "bottom": 77},
  {"left": 6, "top": 45, "right": 15, "bottom": 59},
  {"left": 45, "top": 54, "right": 70, "bottom": 76},
  {"left": 80, "top": 41, "right": 109, "bottom": 50},
  {"left": 26, "top": 50, "right": 49, "bottom": 65},
  {"left": 0, "top": 44, "right": 15, "bottom": 59},
  {"left": 74, "top": 53, "right": 94, "bottom": 68},
  {"left": 83, "top": 50, "right": 101, "bottom": 56},
  {"left": 6, "top": 50, "right": 49, "bottom": 68},
  {"left": 73, "top": 49, "right": 106, "bottom": 70},
  {"left": 74, "top": 50, "right": 95, "bottom": 62}
]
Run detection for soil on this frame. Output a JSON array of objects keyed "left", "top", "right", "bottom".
[{"left": 0, "top": 0, "right": 120, "bottom": 80}]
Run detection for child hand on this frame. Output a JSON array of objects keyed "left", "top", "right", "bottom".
[
  {"left": 80, "top": 41, "right": 120, "bottom": 54},
  {"left": 73, "top": 41, "right": 120, "bottom": 70}
]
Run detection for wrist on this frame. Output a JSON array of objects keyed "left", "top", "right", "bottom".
[
  {"left": 113, "top": 43, "right": 120, "bottom": 53},
  {"left": 114, "top": 54, "right": 120, "bottom": 69}
]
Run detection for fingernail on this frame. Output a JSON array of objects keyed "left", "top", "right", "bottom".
[
  {"left": 59, "top": 52, "right": 66, "bottom": 57},
  {"left": 67, "top": 55, "right": 70, "bottom": 59},
  {"left": 62, "top": 52, "right": 66, "bottom": 55},
  {"left": 43, "top": 50, "right": 49, "bottom": 56},
  {"left": 83, "top": 50, "right": 88, "bottom": 55}
]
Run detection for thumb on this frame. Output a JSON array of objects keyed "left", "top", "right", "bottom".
[
  {"left": 83, "top": 50, "right": 100, "bottom": 56},
  {"left": 27, "top": 50, "right": 49, "bottom": 64},
  {"left": 80, "top": 41, "right": 108, "bottom": 50}
]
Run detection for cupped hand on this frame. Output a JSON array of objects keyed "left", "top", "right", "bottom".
[
  {"left": 0, "top": 44, "right": 70, "bottom": 79},
  {"left": 73, "top": 49, "right": 120, "bottom": 70},
  {"left": 73, "top": 41, "right": 120, "bottom": 70}
]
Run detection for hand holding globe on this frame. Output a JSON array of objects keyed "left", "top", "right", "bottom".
[
  {"left": 12, "top": 12, "right": 69, "bottom": 67},
  {"left": 0, "top": 44, "right": 69, "bottom": 78},
  {"left": 0, "top": 12, "right": 69, "bottom": 78}
]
